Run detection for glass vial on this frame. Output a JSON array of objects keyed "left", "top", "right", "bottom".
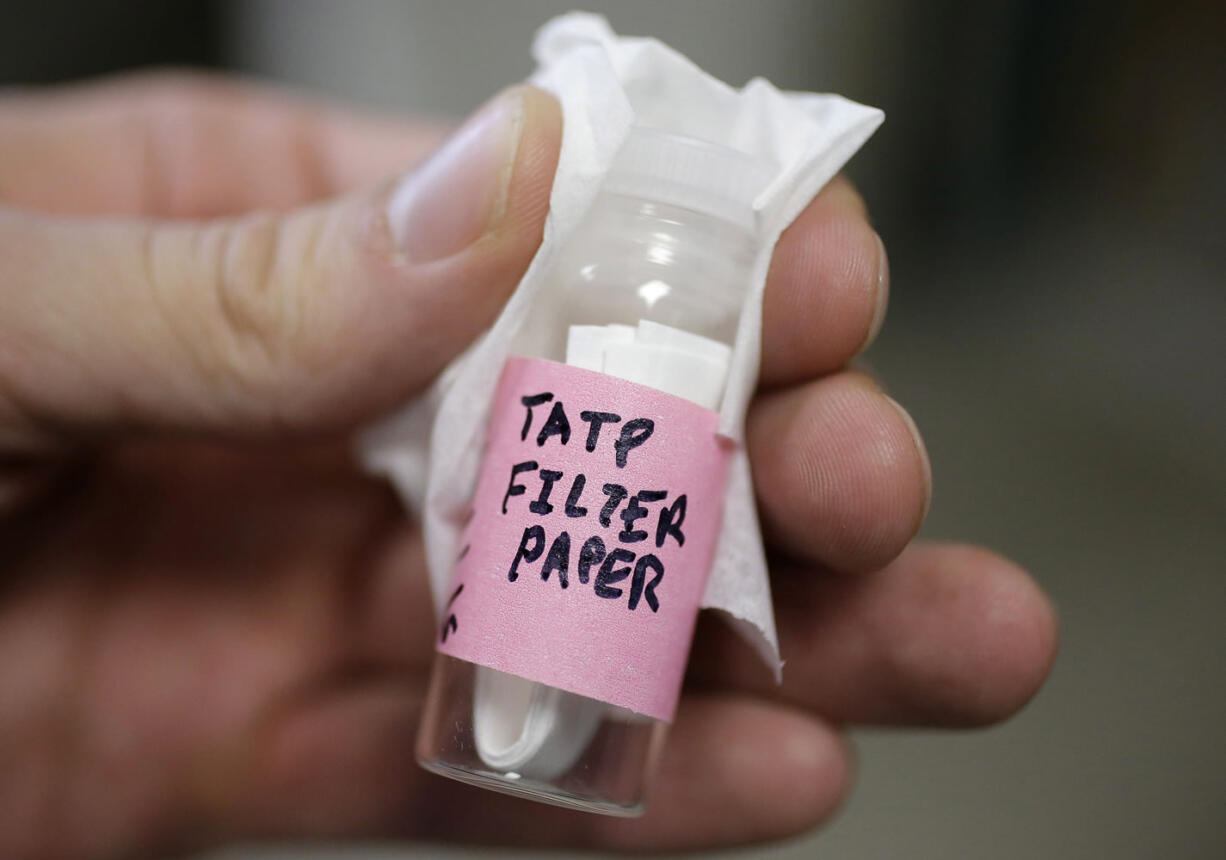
[{"left": 416, "top": 127, "right": 772, "bottom": 815}]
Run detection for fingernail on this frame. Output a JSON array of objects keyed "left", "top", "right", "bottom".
[
  {"left": 386, "top": 88, "right": 526, "bottom": 263},
  {"left": 884, "top": 395, "right": 932, "bottom": 522},
  {"left": 863, "top": 232, "right": 890, "bottom": 349}
]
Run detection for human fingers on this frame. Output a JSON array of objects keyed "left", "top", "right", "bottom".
[
  {"left": 0, "top": 72, "right": 450, "bottom": 217},
  {"left": 232, "top": 686, "right": 847, "bottom": 852},
  {"left": 0, "top": 86, "right": 560, "bottom": 452},
  {"left": 747, "top": 370, "right": 931, "bottom": 572},
  {"left": 760, "top": 175, "right": 886, "bottom": 387},
  {"left": 687, "top": 542, "right": 1059, "bottom": 727}
]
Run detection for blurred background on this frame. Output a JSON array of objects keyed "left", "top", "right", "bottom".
[{"left": 3, "top": 1, "right": 1223, "bottom": 857}]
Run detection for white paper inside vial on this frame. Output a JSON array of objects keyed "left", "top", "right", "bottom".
[{"left": 357, "top": 12, "right": 884, "bottom": 677}]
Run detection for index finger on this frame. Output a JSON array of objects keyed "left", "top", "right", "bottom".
[{"left": 0, "top": 72, "right": 449, "bottom": 217}]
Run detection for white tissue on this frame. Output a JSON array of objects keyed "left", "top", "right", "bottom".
[{"left": 358, "top": 13, "right": 883, "bottom": 678}]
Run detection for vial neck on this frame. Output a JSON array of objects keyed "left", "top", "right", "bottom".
[{"left": 586, "top": 191, "right": 759, "bottom": 274}]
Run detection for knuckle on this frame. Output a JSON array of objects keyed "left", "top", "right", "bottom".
[
  {"left": 142, "top": 207, "right": 344, "bottom": 429},
  {"left": 140, "top": 213, "right": 304, "bottom": 416},
  {"left": 210, "top": 214, "right": 303, "bottom": 387}
]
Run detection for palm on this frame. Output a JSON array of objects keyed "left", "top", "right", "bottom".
[{"left": 1, "top": 442, "right": 441, "bottom": 851}]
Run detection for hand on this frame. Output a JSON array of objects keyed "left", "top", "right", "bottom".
[{"left": 0, "top": 74, "right": 1057, "bottom": 858}]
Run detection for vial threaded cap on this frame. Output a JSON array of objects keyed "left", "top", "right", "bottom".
[{"left": 603, "top": 126, "right": 776, "bottom": 231}]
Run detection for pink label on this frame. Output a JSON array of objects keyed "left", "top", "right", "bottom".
[{"left": 437, "top": 357, "right": 733, "bottom": 721}]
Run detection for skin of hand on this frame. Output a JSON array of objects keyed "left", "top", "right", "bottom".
[{"left": 0, "top": 74, "right": 1058, "bottom": 859}]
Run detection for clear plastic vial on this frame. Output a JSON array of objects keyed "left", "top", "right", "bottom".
[{"left": 416, "top": 127, "right": 773, "bottom": 814}]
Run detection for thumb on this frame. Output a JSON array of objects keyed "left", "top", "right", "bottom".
[{"left": 0, "top": 85, "right": 561, "bottom": 450}]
